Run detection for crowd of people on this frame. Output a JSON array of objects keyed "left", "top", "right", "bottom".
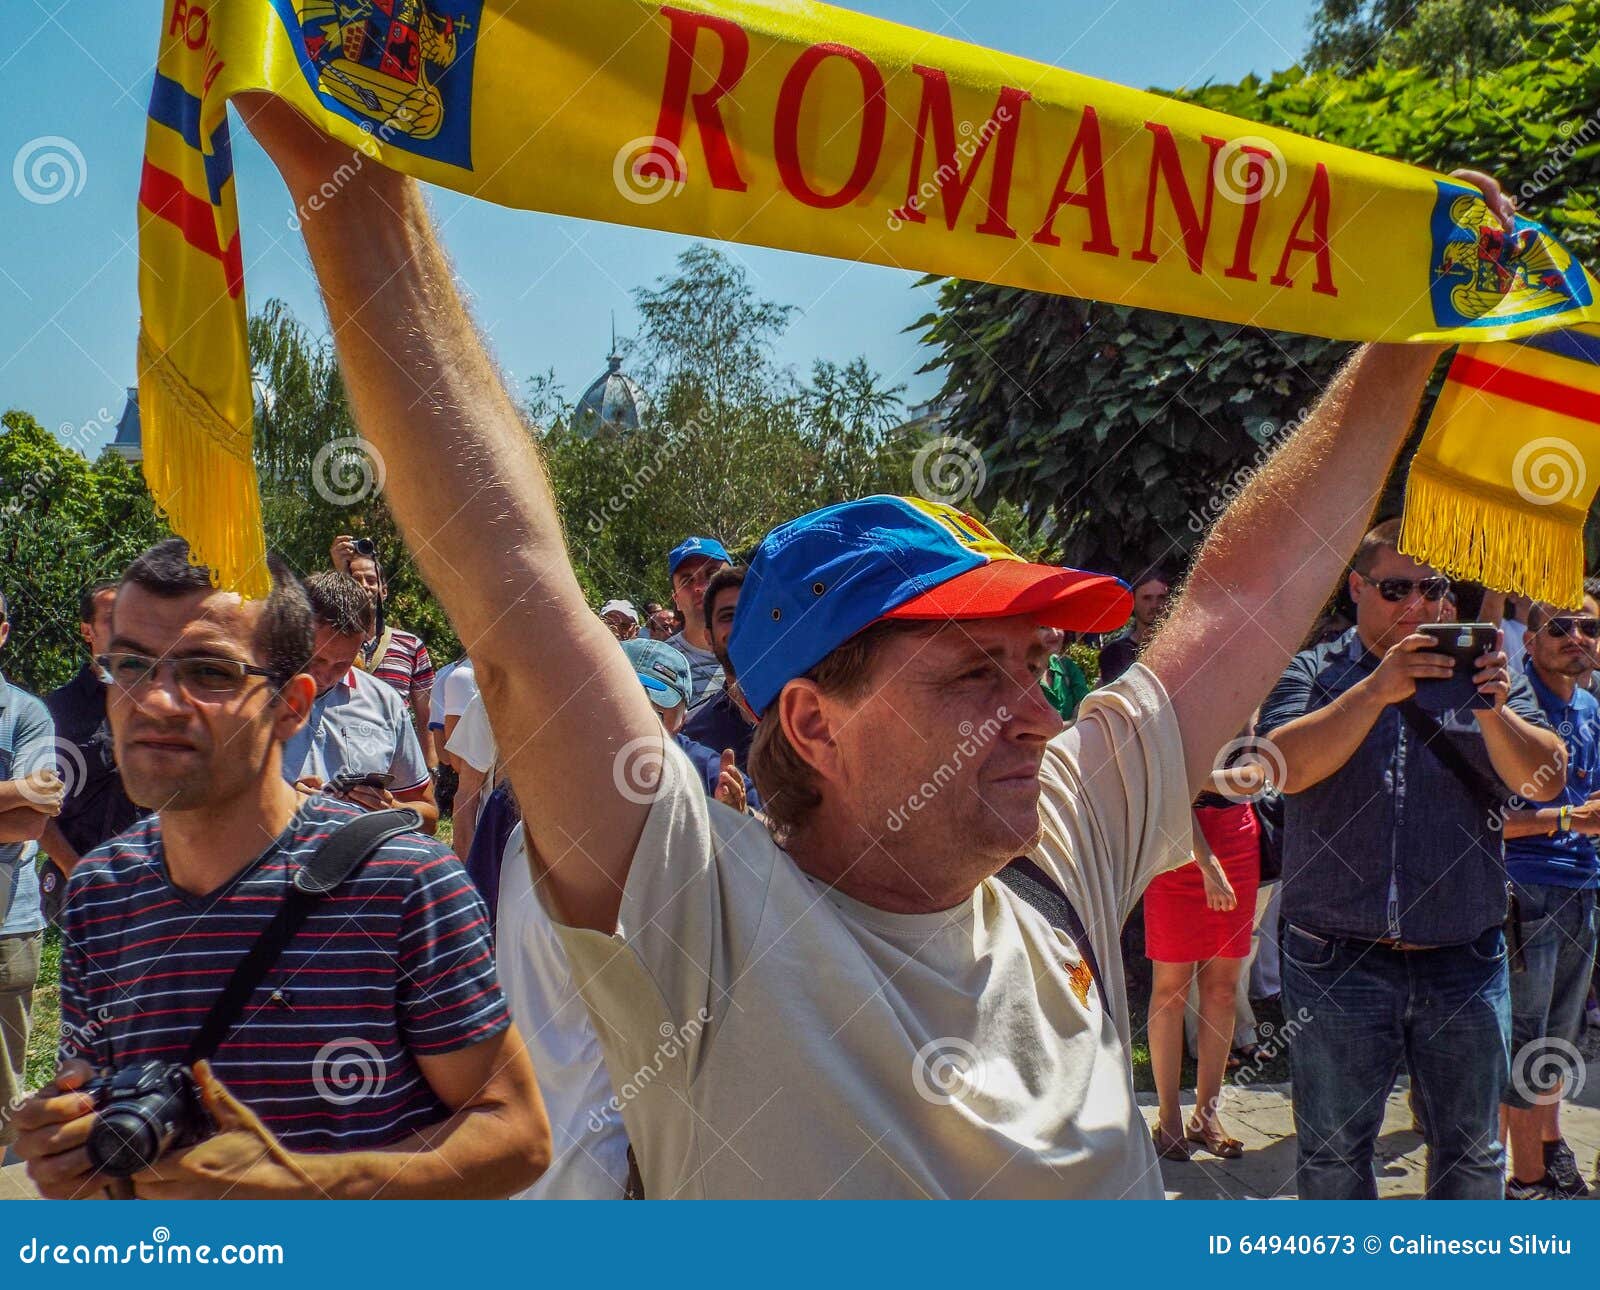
[{"left": 0, "top": 126, "right": 1592, "bottom": 1201}]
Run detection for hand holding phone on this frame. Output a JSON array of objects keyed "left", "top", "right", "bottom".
[{"left": 1412, "top": 623, "right": 1502, "bottom": 711}]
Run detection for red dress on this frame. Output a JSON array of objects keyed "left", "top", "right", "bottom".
[{"left": 1143, "top": 800, "right": 1261, "bottom": 963}]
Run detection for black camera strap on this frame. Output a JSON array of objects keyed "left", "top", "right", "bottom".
[{"left": 184, "top": 809, "right": 422, "bottom": 1065}]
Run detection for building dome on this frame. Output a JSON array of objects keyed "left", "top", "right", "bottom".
[{"left": 573, "top": 348, "right": 648, "bottom": 437}]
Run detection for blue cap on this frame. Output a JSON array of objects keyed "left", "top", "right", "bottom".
[
  {"left": 728, "top": 496, "right": 1131, "bottom": 717},
  {"left": 622, "top": 637, "right": 692, "bottom": 710},
  {"left": 668, "top": 536, "right": 732, "bottom": 577}
]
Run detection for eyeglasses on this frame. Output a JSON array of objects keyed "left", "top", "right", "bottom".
[
  {"left": 1543, "top": 616, "right": 1600, "bottom": 640},
  {"left": 1358, "top": 574, "right": 1451, "bottom": 603},
  {"left": 96, "top": 652, "right": 275, "bottom": 697}
]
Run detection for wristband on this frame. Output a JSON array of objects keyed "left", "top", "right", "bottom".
[{"left": 1558, "top": 805, "right": 1573, "bottom": 833}]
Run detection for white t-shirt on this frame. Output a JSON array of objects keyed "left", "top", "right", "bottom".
[
  {"left": 445, "top": 692, "right": 496, "bottom": 776},
  {"left": 428, "top": 660, "right": 455, "bottom": 731},
  {"left": 1502, "top": 617, "right": 1528, "bottom": 675},
  {"left": 443, "top": 658, "right": 478, "bottom": 720},
  {"left": 497, "top": 825, "right": 630, "bottom": 1199},
  {"left": 554, "top": 664, "right": 1191, "bottom": 1199}
]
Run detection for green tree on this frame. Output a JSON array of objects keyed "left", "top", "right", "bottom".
[
  {"left": 543, "top": 244, "right": 918, "bottom": 607},
  {"left": 921, "top": 0, "right": 1600, "bottom": 579},
  {"left": 249, "top": 299, "right": 461, "bottom": 664},
  {"left": 0, "top": 410, "right": 166, "bottom": 695},
  {"left": 1306, "top": 0, "right": 1543, "bottom": 72}
]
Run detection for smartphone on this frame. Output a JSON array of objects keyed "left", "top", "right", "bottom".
[
  {"left": 331, "top": 770, "right": 395, "bottom": 793},
  {"left": 1413, "top": 622, "right": 1499, "bottom": 711}
]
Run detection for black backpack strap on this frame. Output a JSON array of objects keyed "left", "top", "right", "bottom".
[
  {"left": 996, "top": 857, "right": 1102, "bottom": 985},
  {"left": 1397, "top": 700, "right": 1504, "bottom": 816},
  {"left": 184, "top": 809, "right": 421, "bottom": 1065}
]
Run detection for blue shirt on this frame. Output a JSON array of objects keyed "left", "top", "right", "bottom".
[
  {"left": 1259, "top": 628, "right": 1548, "bottom": 945},
  {"left": 1506, "top": 660, "right": 1600, "bottom": 888},
  {"left": 281, "top": 668, "right": 431, "bottom": 793},
  {"left": 0, "top": 673, "right": 57, "bottom": 936},
  {"left": 682, "top": 688, "right": 755, "bottom": 772}
]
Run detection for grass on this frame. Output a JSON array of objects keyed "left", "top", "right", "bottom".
[{"left": 23, "top": 926, "right": 61, "bottom": 1091}]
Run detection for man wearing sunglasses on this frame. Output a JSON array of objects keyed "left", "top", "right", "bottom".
[
  {"left": 1260, "top": 518, "right": 1565, "bottom": 1199},
  {"left": 14, "top": 540, "right": 550, "bottom": 1199},
  {"left": 1497, "top": 596, "right": 1600, "bottom": 1198}
]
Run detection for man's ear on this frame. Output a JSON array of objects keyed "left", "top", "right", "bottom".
[
  {"left": 270, "top": 673, "right": 317, "bottom": 740},
  {"left": 777, "top": 679, "right": 842, "bottom": 786},
  {"left": 1346, "top": 570, "right": 1363, "bottom": 607}
]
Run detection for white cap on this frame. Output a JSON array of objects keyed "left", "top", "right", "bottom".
[{"left": 600, "top": 599, "right": 640, "bottom": 623}]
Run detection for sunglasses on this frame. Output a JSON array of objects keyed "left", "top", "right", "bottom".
[
  {"left": 1543, "top": 616, "right": 1600, "bottom": 640},
  {"left": 97, "top": 652, "right": 275, "bottom": 697},
  {"left": 1358, "top": 574, "right": 1451, "bottom": 603}
]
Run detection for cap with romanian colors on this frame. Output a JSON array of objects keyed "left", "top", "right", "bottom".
[{"left": 729, "top": 495, "right": 1131, "bottom": 718}]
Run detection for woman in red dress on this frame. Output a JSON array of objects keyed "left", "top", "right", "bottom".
[{"left": 1145, "top": 790, "right": 1262, "bottom": 1161}]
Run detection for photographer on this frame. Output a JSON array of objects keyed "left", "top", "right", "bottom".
[
  {"left": 1259, "top": 519, "right": 1565, "bottom": 1199},
  {"left": 13, "top": 540, "right": 549, "bottom": 1199},
  {"left": 284, "top": 572, "right": 439, "bottom": 833},
  {"left": 330, "top": 536, "right": 437, "bottom": 770}
]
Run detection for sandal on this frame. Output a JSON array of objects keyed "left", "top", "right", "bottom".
[
  {"left": 1230, "top": 1043, "right": 1266, "bottom": 1069},
  {"left": 1185, "top": 1118, "right": 1245, "bottom": 1159},
  {"left": 1152, "top": 1125, "right": 1192, "bottom": 1161}
]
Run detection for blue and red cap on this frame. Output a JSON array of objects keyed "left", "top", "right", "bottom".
[
  {"left": 729, "top": 495, "right": 1132, "bottom": 717},
  {"left": 668, "top": 536, "right": 732, "bottom": 577}
]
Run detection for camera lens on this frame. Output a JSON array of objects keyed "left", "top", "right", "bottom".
[
  {"left": 354, "top": 538, "right": 376, "bottom": 557},
  {"left": 87, "top": 1102, "right": 179, "bottom": 1178}
]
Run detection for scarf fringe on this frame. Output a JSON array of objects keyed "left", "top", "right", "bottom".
[
  {"left": 137, "top": 326, "right": 272, "bottom": 599},
  {"left": 1399, "top": 458, "right": 1584, "bottom": 609}
]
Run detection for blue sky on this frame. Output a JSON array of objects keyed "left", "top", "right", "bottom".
[{"left": 2, "top": 0, "right": 1317, "bottom": 452}]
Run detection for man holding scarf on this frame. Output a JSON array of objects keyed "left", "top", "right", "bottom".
[{"left": 240, "top": 92, "right": 1549, "bottom": 1197}]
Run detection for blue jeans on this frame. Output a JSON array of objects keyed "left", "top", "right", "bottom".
[
  {"left": 1281, "top": 921, "right": 1511, "bottom": 1199},
  {"left": 1504, "top": 883, "right": 1598, "bottom": 1109}
]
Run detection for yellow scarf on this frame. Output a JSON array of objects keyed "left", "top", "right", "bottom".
[{"left": 142, "top": 0, "right": 1600, "bottom": 601}]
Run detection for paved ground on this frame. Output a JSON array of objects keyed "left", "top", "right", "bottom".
[{"left": 1141, "top": 1050, "right": 1600, "bottom": 1199}]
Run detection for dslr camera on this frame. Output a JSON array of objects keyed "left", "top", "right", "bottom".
[{"left": 83, "top": 1062, "right": 213, "bottom": 1177}]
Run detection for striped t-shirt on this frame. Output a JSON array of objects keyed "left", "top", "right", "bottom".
[
  {"left": 58, "top": 798, "right": 510, "bottom": 1153},
  {"left": 362, "top": 627, "right": 435, "bottom": 715}
]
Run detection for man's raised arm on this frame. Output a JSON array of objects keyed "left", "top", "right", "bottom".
[
  {"left": 1144, "top": 341, "right": 1444, "bottom": 794},
  {"left": 243, "top": 96, "right": 658, "bottom": 931}
]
